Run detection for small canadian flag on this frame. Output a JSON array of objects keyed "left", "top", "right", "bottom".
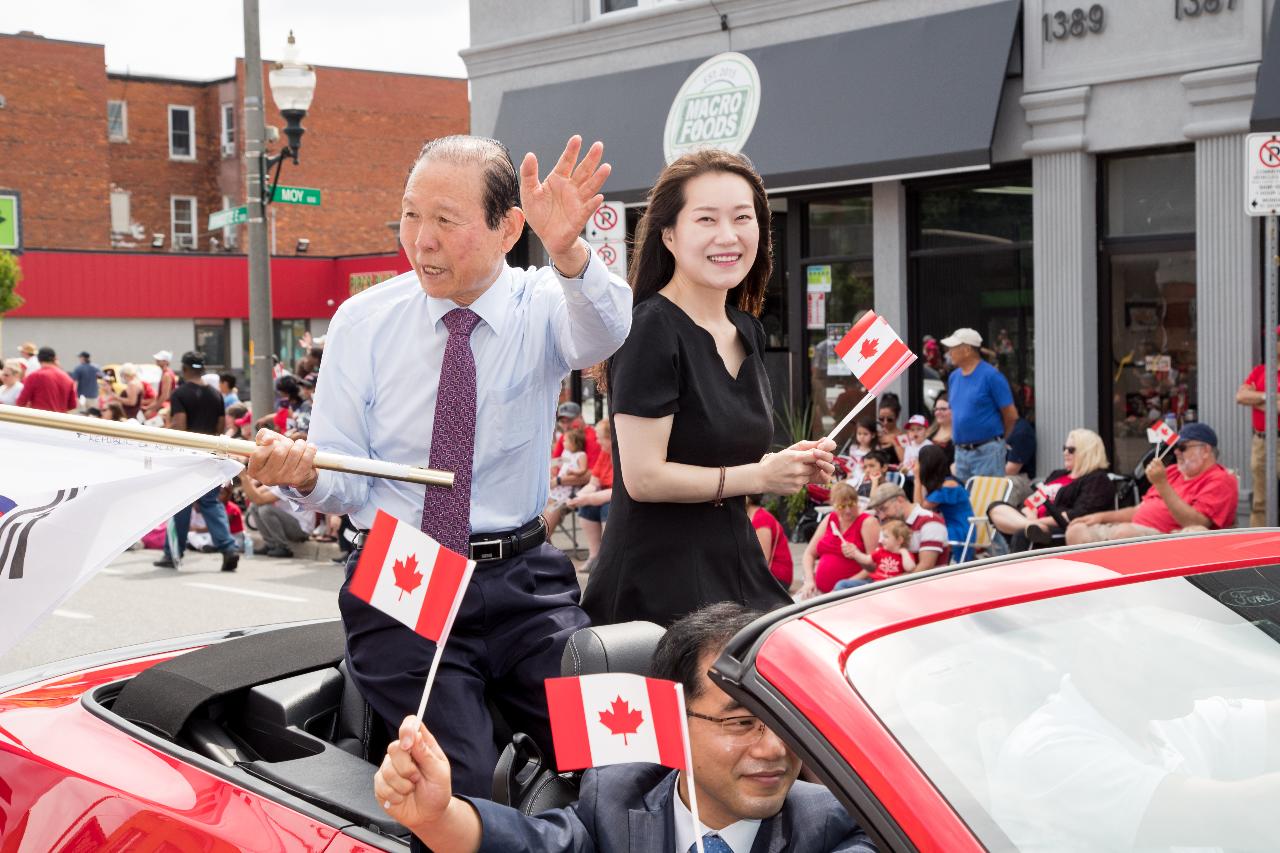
[
  {"left": 545, "top": 673, "right": 689, "bottom": 772},
  {"left": 835, "top": 310, "right": 917, "bottom": 397},
  {"left": 1025, "top": 487, "right": 1048, "bottom": 509},
  {"left": 348, "top": 509, "right": 475, "bottom": 643},
  {"left": 895, "top": 433, "right": 909, "bottom": 448},
  {"left": 1146, "top": 420, "right": 1179, "bottom": 448}
]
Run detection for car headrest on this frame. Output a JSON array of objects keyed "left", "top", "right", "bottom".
[{"left": 560, "top": 621, "right": 665, "bottom": 678}]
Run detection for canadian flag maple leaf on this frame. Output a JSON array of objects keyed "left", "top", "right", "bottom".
[
  {"left": 859, "top": 337, "right": 879, "bottom": 360},
  {"left": 391, "top": 553, "right": 423, "bottom": 601},
  {"left": 598, "top": 696, "right": 645, "bottom": 745}
]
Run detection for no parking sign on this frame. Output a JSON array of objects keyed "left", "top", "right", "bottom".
[{"left": 584, "top": 202, "right": 626, "bottom": 279}]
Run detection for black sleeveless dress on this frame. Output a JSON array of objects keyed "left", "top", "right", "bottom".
[{"left": 581, "top": 295, "right": 791, "bottom": 627}]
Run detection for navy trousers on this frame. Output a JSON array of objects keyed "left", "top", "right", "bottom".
[{"left": 339, "top": 542, "right": 589, "bottom": 798}]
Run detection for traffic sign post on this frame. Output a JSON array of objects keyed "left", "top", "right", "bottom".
[
  {"left": 1246, "top": 133, "right": 1279, "bottom": 526},
  {"left": 584, "top": 201, "right": 626, "bottom": 279},
  {"left": 208, "top": 205, "right": 249, "bottom": 230},
  {"left": 272, "top": 185, "right": 321, "bottom": 206}
]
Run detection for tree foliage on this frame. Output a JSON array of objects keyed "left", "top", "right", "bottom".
[{"left": 0, "top": 251, "right": 22, "bottom": 315}]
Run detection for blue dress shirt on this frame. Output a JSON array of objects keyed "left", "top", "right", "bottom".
[{"left": 295, "top": 252, "right": 631, "bottom": 533}]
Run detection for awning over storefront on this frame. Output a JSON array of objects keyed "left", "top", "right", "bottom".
[
  {"left": 494, "top": 0, "right": 1020, "bottom": 202},
  {"left": 1252, "top": 10, "right": 1280, "bottom": 131}
]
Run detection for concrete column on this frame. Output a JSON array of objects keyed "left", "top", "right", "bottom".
[
  {"left": 1022, "top": 87, "right": 1097, "bottom": 450},
  {"left": 230, "top": 318, "right": 245, "bottom": 370},
  {"left": 872, "top": 179, "right": 909, "bottom": 399},
  {"left": 1183, "top": 64, "right": 1260, "bottom": 489}
]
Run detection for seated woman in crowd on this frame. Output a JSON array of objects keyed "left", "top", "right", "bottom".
[
  {"left": 745, "top": 493, "right": 793, "bottom": 590},
  {"left": 915, "top": 444, "right": 975, "bottom": 562},
  {"left": 564, "top": 420, "right": 614, "bottom": 564},
  {"left": 875, "top": 392, "right": 906, "bottom": 463},
  {"left": 986, "top": 427, "right": 1115, "bottom": 551},
  {"left": 116, "top": 363, "right": 146, "bottom": 420},
  {"left": 926, "top": 392, "right": 954, "bottom": 464},
  {"left": 797, "top": 481, "right": 880, "bottom": 599},
  {"left": 544, "top": 427, "right": 589, "bottom": 531}
]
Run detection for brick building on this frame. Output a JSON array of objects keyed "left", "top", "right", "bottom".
[{"left": 0, "top": 30, "right": 468, "bottom": 389}]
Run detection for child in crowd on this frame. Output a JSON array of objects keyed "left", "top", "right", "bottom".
[
  {"left": 845, "top": 421, "right": 878, "bottom": 486},
  {"left": 901, "top": 414, "right": 933, "bottom": 472},
  {"left": 549, "top": 428, "right": 588, "bottom": 503},
  {"left": 834, "top": 519, "right": 916, "bottom": 589},
  {"left": 856, "top": 450, "right": 893, "bottom": 499}
]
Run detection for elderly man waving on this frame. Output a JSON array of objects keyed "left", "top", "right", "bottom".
[{"left": 248, "top": 135, "right": 631, "bottom": 799}]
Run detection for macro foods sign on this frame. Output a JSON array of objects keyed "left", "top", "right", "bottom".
[{"left": 663, "top": 52, "right": 761, "bottom": 164}]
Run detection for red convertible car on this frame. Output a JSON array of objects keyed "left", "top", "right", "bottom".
[{"left": 3, "top": 530, "right": 1279, "bottom": 850}]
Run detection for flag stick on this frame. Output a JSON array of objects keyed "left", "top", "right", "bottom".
[
  {"left": 414, "top": 557, "right": 477, "bottom": 721},
  {"left": 0, "top": 404, "right": 453, "bottom": 488},
  {"left": 1156, "top": 441, "right": 1176, "bottom": 463},
  {"left": 825, "top": 393, "right": 876, "bottom": 444},
  {"left": 674, "top": 684, "right": 707, "bottom": 853}
]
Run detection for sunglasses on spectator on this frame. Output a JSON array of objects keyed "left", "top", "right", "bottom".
[
  {"left": 1172, "top": 441, "right": 1208, "bottom": 454},
  {"left": 1062, "top": 446, "right": 1076, "bottom": 453},
  {"left": 934, "top": 405, "right": 950, "bottom": 412},
  {"left": 878, "top": 416, "right": 896, "bottom": 423}
]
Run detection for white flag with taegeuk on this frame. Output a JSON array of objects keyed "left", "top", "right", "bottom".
[{"left": 0, "top": 421, "right": 243, "bottom": 657}]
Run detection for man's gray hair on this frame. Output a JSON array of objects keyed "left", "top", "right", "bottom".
[{"left": 408, "top": 135, "right": 520, "bottom": 230}]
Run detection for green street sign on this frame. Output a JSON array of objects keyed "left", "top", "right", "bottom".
[
  {"left": 208, "top": 205, "right": 248, "bottom": 230},
  {"left": 273, "top": 185, "right": 321, "bottom": 206},
  {"left": 0, "top": 194, "right": 19, "bottom": 250}
]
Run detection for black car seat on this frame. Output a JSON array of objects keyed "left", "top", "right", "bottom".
[{"left": 491, "top": 620, "right": 666, "bottom": 814}]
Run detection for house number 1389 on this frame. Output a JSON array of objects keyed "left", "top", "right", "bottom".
[{"left": 1042, "top": 5, "right": 1105, "bottom": 41}]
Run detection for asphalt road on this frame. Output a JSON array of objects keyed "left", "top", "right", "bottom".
[{"left": 0, "top": 544, "right": 350, "bottom": 675}]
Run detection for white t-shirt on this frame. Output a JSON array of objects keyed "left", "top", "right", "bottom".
[
  {"left": 991, "top": 677, "right": 1267, "bottom": 853},
  {"left": 0, "top": 382, "right": 22, "bottom": 405},
  {"left": 902, "top": 437, "right": 933, "bottom": 469}
]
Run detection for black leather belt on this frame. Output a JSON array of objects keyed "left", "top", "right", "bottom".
[
  {"left": 956, "top": 436, "right": 1002, "bottom": 451},
  {"left": 351, "top": 516, "right": 546, "bottom": 563}
]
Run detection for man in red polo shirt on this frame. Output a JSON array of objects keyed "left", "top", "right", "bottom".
[
  {"left": 1236, "top": 330, "right": 1280, "bottom": 527},
  {"left": 15, "top": 346, "right": 76, "bottom": 413},
  {"left": 1066, "top": 423, "right": 1238, "bottom": 543}
]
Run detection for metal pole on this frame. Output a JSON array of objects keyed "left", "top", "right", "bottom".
[
  {"left": 1267, "top": 215, "right": 1277, "bottom": 527},
  {"left": 243, "top": 0, "right": 275, "bottom": 417}
]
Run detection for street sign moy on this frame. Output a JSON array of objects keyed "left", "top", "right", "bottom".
[
  {"left": 273, "top": 185, "right": 322, "bottom": 206},
  {"left": 1246, "top": 133, "right": 1280, "bottom": 216}
]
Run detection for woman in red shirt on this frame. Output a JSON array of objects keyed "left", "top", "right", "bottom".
[
  {"left": 746, "top": 494, "right": 792, "bottom": 589},
  {"left": 797, "top": 481, "right": 881, "bottom": 599}
]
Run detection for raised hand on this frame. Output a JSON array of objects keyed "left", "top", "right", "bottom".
[{"left": 519, "top": 135, "right": 611, "bottom": 262}]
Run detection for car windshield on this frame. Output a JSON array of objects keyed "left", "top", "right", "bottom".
[{"left": 845, "top": 564, "right": 1280, "bottom": 852}]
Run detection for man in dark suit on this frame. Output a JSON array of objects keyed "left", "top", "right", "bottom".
[{"left": 375, "top": 603, "right": 877, "bottom": 852}]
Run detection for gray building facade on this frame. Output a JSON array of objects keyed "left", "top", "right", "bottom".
[{"left": 464, "top": 0, "right": 1276, "bottom": 495}]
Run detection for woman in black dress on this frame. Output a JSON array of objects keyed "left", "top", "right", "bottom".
[{"left": 582, "top": 150, "right": 836, "bottom": 627}]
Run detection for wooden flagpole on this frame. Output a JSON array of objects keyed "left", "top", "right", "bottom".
[{"left": 0, "top": 404, "right": 454, "bottom": 488}]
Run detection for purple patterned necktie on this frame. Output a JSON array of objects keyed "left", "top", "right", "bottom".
[{"left": 421, "top": 308, "right": 482, "bottom": 554}]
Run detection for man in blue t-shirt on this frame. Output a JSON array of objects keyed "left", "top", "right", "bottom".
[
  {"left": 942, "top": 328, "right": 1017, "bottom": 481},
  {"left": 69, "top": 351, "right": 104, "bottom": 412}
]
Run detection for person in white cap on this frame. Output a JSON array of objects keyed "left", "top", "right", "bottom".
[
  {"left": 145, "top": 349, "right": 177, "bottom": 420},
  {"left": 941, "top": 328, "right": 1017, "bottom": 481}
]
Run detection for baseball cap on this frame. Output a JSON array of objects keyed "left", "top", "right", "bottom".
[
  {"left": 201, "top": 372, "right": 220, "bottom": 387},
  {"left": 153, "top": 349, "right": 173, "bottom": 362},
  {"left": 235, "top": 410, "right": 254, "bottom": 427},
  {"left": 940, "top": 328, "right": 982, "bottom": 348},
  {"left": 78, "top": 351, "right": 91, "bottom": 358},
  {"left": 907, "top": 414, "right": 929, "bottom": 428},
  {"left": 556, "top": 401, "right": 581, "bottom": 419},
  {"left": 1177, "top": 422, "right": 1218, "bottom": 448},
  {"left": 180, "top": 351, "right": 205, "bottom": 371},
  {"left": 866, "top": 483, "right": 906, "bottom": 509}
]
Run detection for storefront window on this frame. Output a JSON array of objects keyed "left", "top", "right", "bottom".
[
  {"left": 1106, "top": 152, "right": 1196, "bottom": 237},
  {"left": 1102, "top": 150, "right": 1196, "bottom": 475},
  {"left": 807, "top": 260, "right": 874, "bottom": 439},
  {"left": 799, "top": 192, "right": 874, "bottom": 441},
  {"left": 194, "top": 320, "right": 230, "bottom": 370},
  {"left": 909, "top": 174, "right": 1034, "bottom": 427}
]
